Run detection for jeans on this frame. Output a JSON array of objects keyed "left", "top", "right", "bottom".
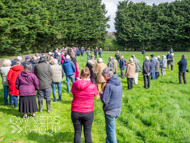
[
  {"left": 87, "top": 56, "right": 90, "bottom": 61},
  {"left": 151, "top": 68, "right": 155, "bottom": 80},
  {"left": 127, "top": 78, "right": 133, "bottom": 89},
  {"left": 121, "top": 69, "right": 125, "bottom": 79},
  {"left": 66, "top": 75, "right": 75, "bottom": 93},
  {"left": 71, "top": 111, "right": 94, "bottom": 143},
  {"left": 179, "top": 71, "right": 186, "bottom": 84},
  {"left": 52, "top": 82, "right": 62, "bottom": 101},
  {"left": 3, "top": 86, "right": 13, "bottom": 105},
  {"left": 94, "top": 53, "right": 97, "bottom": 58},
  {"left": 81, "top": 53, "right": 84, "bottom": 56},
  {"left": 105, "top": 114, "right": 119, "bottom": 143},
  {"left": 38, "top": 87, "right": 51, "bottom": 101},
  {"left": 99, "top": 53, "right": 102, "bottom": 58},
  {"left": 144, "top": 75, "right": 150, "bottom": 88},
  {"left": 13, "top": 96, "right": 18, "bottom": 108}
]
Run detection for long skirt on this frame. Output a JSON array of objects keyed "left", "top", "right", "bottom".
[{"left": 19, "top": 95, "right": 38, "bottom": 114}]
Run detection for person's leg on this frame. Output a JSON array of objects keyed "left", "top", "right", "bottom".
[
  {"left": 105, "top": 114, "right": 117, "bottom": 143},
  {"left": 171, "top": 65, "right": 173, "bottom": 71},
  {"left": 121, "top": 69, "right": 125, "bottom": 79},
  {"left": 83, "top": 112, "right": 94, "bottom": 143},
  {"left": 147, "top": 76, "right": 150, "bottom": 88},
  {"left": 144, "top": 75, "right": 147, "bottom": 88},
  {"left": 38, "top": 89, "right": 44, "bottom": 112},
  {"left": 9, "top": 93, "right": 13, "bottom": 105},
  {"left": 66, "top": 75, "right": 71, "bottom": 93},
  {"left": 58, "top": 82, "right": 62, "bottom": 101},
  {"left": 151, "top": 69, "right": 155, "bottom": 80},
  {"left": 52, "top": 82, "right": 57, "bottom": 101},
  {"left": 179, "top": 71, "right": 182, "bottom": 84},
  {"left": 71, "top": 75, "right": 75, "bottom": 83},
  {"left": 45, "top": 87, "right": 51, "bottom": 112},
  {"left": 71, "top": 111, "right": 82, "bottom": 143},
  {"left": 127, "top": 78, "right": 130, "bottom": 89},
  {"left": 161, "top": 68, "right": 163, "bottom": 76},
  {"left": 13, "top": 96, "right": 18, "bottom": 108},
  {"left": 131, "top": 78, "right": 133, "bottom": 89},
  {"left": 134, "top": 72, "right": 138, "bottom": 85},
  {"left": 183, "top": 71, "right": 186, "bottom": 84},
  {"left": 3, "top": 86, "right": 8, "bottom": 105}
]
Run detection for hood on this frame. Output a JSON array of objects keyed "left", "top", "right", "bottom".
[
  {"left": 74, "top": 80, "right": 92, "bottom": 91},
  {"left": 21, "top": 71, "right": 31, "bottom": 77},
  {"left": 11, "top": 65, "right": 23, "bottom": 71},
  {"left": 107, "top": 74, "right": 121, "bottom": 86},
  {"left": 64, "top": 59, "right": 71, "bottom": 63}
]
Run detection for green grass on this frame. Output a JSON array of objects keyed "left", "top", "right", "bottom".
[{"left": 0, "top": 52, "right": 190, "bottom": 143}]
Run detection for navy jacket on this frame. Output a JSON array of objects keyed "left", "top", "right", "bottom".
[
  {"left": 178, "top": 59, "right": 187, "bottom": 72},
  {"left": 166, "top": 54, "right": 171, "bottom": 59},
  {"left": 54, "top": 52, "right": 58, "bottom": 59},
  {"left": 62, "top": 59, "right": 76, "bottom": 76},
  {"left": 119, "top": 59, "right": 125, "bottom": 69},
  {"left": 94, "top": 49, "right": 97, "bottom": 54},
  {"left": 143, "top": 60, "right": 153, "bottom": 76},
  {"left": 81, "top": 49, "right": 85, "bottom": 54},
  {"left": 77, "top": 49, "right": 80, "bottom": 55},
  {"left": 100, "top": 74, "right": 122, "bottom": 116},
  {"left": 150, "top": 57, "right": 156, "bottom": 69}
]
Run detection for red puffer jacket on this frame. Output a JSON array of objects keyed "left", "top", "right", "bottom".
[{"left": 7, "top": 65, "right": 23, "bottom": 96}]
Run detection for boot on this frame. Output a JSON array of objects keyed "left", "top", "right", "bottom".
[
  {"left": 46, "top": 100, "right": 51, "bottom": 113},
  {"left": 38, "top": 100, "right": 43, "bottom": 112}
]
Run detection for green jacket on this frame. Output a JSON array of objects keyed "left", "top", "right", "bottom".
[
  {"left": 86, "top": 50, "right": 91, "bottom": 56},
  {"left": 133, "top": 58, "right": 141, "bottom": 72},
  {"left": 170, "top": 55, "right": 175, "bottom": 66},
  {"left": 107, "top": 60, "right": 114, "bottom": 70}
]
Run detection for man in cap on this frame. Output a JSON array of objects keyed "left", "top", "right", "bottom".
[{"left": 22, "top": 56, "right": 32, "bottom": 67}]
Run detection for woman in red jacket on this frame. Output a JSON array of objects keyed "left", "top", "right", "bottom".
[
  {"left": 71, "top": 67, "right": 99, "bottom": 143},
  {"left": 71, "top": 57, "right": 80, "bottom": 81},
  {"left": 7, "top": 59, "right": 23, "bottom": 108}
]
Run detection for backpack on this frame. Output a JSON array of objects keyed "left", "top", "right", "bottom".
[{"left": 125, "top": 60, "right": 127, "bottom": 66}]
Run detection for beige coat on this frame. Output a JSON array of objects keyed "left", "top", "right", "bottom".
[
  {"left": 94, "top": 62, "right": 107, "bottom": 83},
  {"left": 51, "top": 64, "right": 62, "bottom": 82},
  {"left": 125, "top": 62, "right": 135, "bottom": 78},
  {"left": 113, "top": 59, "right": 118, "bottom": 73}
]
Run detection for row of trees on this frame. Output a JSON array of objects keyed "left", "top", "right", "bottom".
[
  {"left": 115, "top": 0, "right": 190, "bottom": 51},
  {"left": 0, "top": 0, "right": 109, "bottom": 55}
]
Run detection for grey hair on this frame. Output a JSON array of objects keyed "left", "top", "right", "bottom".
[
  {"left": 17, "top": 56, "right": 22, "bottom": 61},
  {"left": 3, "top": 59, "right": 11, "bottom": 67},
  {"left": 53, "top": 59, "right": 58, "bottom": 64},
  {"left": 14, "top": 59, "right": 21, "bottom": 65},
  {"left": 32, "top": 56, "right": 37, "bottom": 60},
  {"left": 145, "top": 56, "right": 149, "bottom": 60},
  {"left": 23, "top": 64, "right": 32, "bottom": 72},
  {"left": 102, "top": 68, "right": 114, "bottom": 77}
]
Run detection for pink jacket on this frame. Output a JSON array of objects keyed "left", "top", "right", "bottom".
[
  {"left": 61, "top": 55, "right": 65, "bottom": 65},
  {"left": 71, "top": 79, "right": 98, "bottom": 113},
  {"left": 74, "top": 62, "right": 80, "bottom": 79}
]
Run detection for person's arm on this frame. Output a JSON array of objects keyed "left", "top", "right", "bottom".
[
  {"left": 15, "top": 75, "right": 20, "bottom": 90},
  {"left": 72, "top": 62, "right": 76, "bottom": 72},
  {"left": 94, "top": 64, "right": 99, "bottom": 77},
  {"left": 33, "top": 75, "right": 39, "bottom": 90},
  {"left": 100, "top": 85, "right": 111, "bottom": 105},
  {"left": 62, "top": 69, "right": 65, "bottom": 78},
  {"left": 177, "top": 60, "right": 182, "bottom": 65}
]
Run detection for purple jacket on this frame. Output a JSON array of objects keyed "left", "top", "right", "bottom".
[{"left": 16, "top": 71, "right": 39, "bottom": 96}]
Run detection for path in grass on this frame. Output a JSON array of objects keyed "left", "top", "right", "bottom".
[{"left": 0, "top": 52, "right": 190, "bottom": 143}]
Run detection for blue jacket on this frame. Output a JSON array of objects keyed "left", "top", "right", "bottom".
[
  {"left": 81, "top": 49, "right": 85, "bottom": 54},
  {"left": 178, "top": 59, "right": 187, "bottom": 72},
  {"left": 150, "top": 57, "right": 156, "bottom": 69},
  {"left": 62, "top": 59, "right": 76, "bottom": 76},
  {"left": 119, "top": 59, "right": 125, "bottom": 69},
  {"left": 166, "top": 54, "right": 171, "bottom": 59},
  {"left": 54, "top": 52, "right": 58, "bottom": 58},
  {"left": 100, "top": 74, "right": 122, "bottom": 116},
  {"left": 77, "top": 49, "right": 80, "bottom": 55}
]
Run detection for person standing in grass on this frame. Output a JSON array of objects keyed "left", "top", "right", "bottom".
[
  {"left": 99, "top": 48, "right": 103, "bottom": 58},
  {"left": 72, "top": 57, "right": 80, "bottom": 81},
  {"left": 88, "top": 55, "right": 97, "bottom": 72},
  {"left": 0, "top": 59, "right": 13, "bottom": 105},
  {"left": 160, "top": 55, "right": 167, "bottom": 76},
  {"left": 62, "top": 55, "right": 76, "bottom": 93},
  {"left": 16, "top": 64, "right": 39, "bottom": 118},
  {"left": 100, "top": 68, "right": 122, "bottom": 143},
  {"left": 86, "top": 48, "right": 91, "bottom": 61},
  {"left": 113, "top": 57, "right": 118, "bottom": 74},
  {"left": 142, "top": 56, "right": 153, "bottom": 89},
  {"left": 178, "top": 55, "right": 187, "bottom": 84},
  {"left": 80, "top": 47, "right": 85, "bottom": 56},
  {"left": 150, "top": 54, "right": 156, "bottom": 80},
  {"left": 125, "top": 58, "right": 135, "bottom": 90},
  {"left": 155, "top": 57, "right": 160, "bottom": 79},
  {"left": 107, "top": 57, "right": 115, "bottom": 70},
  {"left": 131, "top": 55, "right": 141, "bottom": 85},
  {"left": 170, "top": 53, "right": 175, "bottom": 72},
  {"left": 115, "top": 50, "right": 121, "bottom": 63},
  {"left": 7, "top": 59, "right": 24, "bottom": 108},
  {"left": 119, "top": 56, "right": 125, "bottom": 79},
  {"left": 94, "top": 47, "right": 98, "bottom": 58},
  {"left": 94, "top": 58, "right": 107, "bottom": 98},
  {"left": 51, "top": 59, "right": 64, "bottom": 102},
  {"left": 166, "top": 52, "right": 171, "bottom": 69},
  {"left": 157, "top": 56, "right": 161, "bottom": 77},
  {"left": 71, "top": 67, "right": 99, "bottom": 143},
  {"left": 34, "top": 56, "right": 52, "bottom": 113}
]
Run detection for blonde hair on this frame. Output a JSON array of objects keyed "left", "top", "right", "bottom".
[
  {"left": 129, "top": 58, "right": 133, "bottom": 62},
  {"left": 120, "top": 56, "right": 124, "bottom": 60},
  {"left": 3, "top": 59, "right": 11, "bottom": 67},
  {"left": 81, "top": 67, "right": 90, "bottom": 78}
]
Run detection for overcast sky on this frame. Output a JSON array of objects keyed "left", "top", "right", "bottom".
[{"left": 102, "top": 0, "right": 175, "bottom": 32}]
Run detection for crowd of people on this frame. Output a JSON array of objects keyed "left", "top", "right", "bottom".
[{"left": 0, "top": 47, "right": 188, "bottom": 143}]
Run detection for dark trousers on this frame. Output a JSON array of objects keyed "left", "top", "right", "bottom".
[
  {"left": 144, "top": 75, "right": 150, "bottom": 88},
  {"left": 171, "top": 65, "right": 173, "bottom": 71},
  {"left": 127, "top": 78, "right": 133, "bottom": 89},
  {"left": 38, "top": 87, "right": 51, "bottom": 101},
  {"left": 71, "top": 111, "right": 94, "bottom": 143},
  {"left": 155, "top": 72, "right": 159, "bottom": 79},
  {"left": 179, "top": 71, "right": 186, "bottom": 84}
]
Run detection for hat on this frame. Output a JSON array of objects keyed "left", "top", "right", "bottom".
[
  {"left": 39, "top": 56, "right": 46, "bottom": 62},
  {"left": 42, "top": 53, "right": 46, "bottom": 56},
  {"left": 25, "top": 56, "right": 30, "bottom": 59},
  {"left": 150, "top": 54, "right": 154, "bottom": 57}
]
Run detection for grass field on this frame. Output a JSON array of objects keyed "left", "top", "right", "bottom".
[{"left": 0, "top": 52, "right": 190, "bottom": 143}]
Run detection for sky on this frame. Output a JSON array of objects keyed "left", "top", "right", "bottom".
[{"left": 102, "top": 0, "right": 175, "bottom": 32}]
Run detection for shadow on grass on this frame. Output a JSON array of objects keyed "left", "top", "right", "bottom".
[
  {"left": 61, "top": 100, "right": 71, "bottom": 104},
  {"left": 159, "top": 80, "right": 179, "bottom": 85},
  {"left": 27, "top": 131, "right": 73, "bottom": 143},
  {"left": 0, "top": 105, "right": 20, "bottom": 117}
]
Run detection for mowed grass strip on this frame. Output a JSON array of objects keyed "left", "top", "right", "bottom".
[{"left": 0, "top": 52, "right": 190, "bottom": 143}]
